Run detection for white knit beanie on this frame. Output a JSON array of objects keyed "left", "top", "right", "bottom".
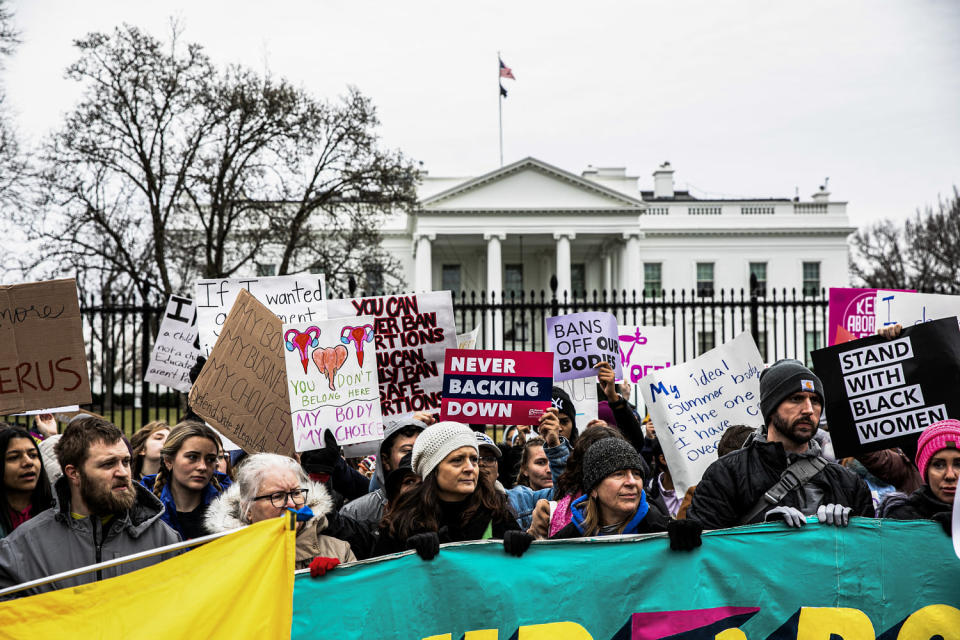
[{"left": 411, "top": 422, "right": 478, "bottom": 478}]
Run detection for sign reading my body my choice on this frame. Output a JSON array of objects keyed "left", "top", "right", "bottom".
[
  {"left": 547, "top": 311, "right": 621, "bottom": 382},
  {"left": 441, "top": 349, "right": 554, "bottom": 426},
  {"left": 811, "top": 317, "right": 960, "bottom": 458}
]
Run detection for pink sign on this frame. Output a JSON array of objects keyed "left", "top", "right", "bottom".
[
  {"left": 440, "top": 349, "right": 554, "bottom": 426},
  {"left": 828, "top": 288, "right": 913, "bottom": 345}
]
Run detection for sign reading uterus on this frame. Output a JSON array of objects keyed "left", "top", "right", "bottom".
[
  {"left": 340, "top": 324, "right": 374, "bottom": 366},
  {"left": 285, "top": 326, "right": 321, "bottom": 373}
]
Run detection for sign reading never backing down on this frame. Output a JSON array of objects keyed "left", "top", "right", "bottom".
[{"left": 811, "top": 317, "right": 960, "bottom": 457}]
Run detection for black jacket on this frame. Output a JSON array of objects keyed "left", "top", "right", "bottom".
[
  {"left": 686, "top": 435, "right": 874, "bottom": 530},
  {"left": 372, "top": 499, "right": 519, "bottom": 556},
  {"left": 879, "top": 486, "right": 952, "bottom": 521}
]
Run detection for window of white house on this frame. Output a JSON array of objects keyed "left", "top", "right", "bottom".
[
  {"left": 571, "top": 263, "right": 586, "bottom": 298},
  {"left": 644, "top": 263, "right": 662, "bottom": 298},
  {"left": 802, "top": 262, "right": 820, "bottom": 297},
  {"left": 749, "top": 262, "right": 767, "bottom": 295},
  {"left": 696, "top": 262, "right": 714, "bottom": 297},
  {"left": 441, "top": 264, "right": 461, "bottom": 296},
  {"left": 505, "top": 264, "right": 524, "bottom": 299}
]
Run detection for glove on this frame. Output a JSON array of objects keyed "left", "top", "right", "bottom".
[
  {"left": 932, "top": 512, "right": 952, "bottom": 536},
  {"left": 406, "top": 532, "right": 440, "bottom": 560},
  {"left": 667, "top": 519, "right": 702, "bottom": 551},
  {"left": 817, "top": 503, "right": 851, "bottom": 527},
  {"left": 300, "top": 431, "right": 342, "bottom": 475},
  {"left": 503, "top": 530, "right": 534, "bottom": 557},
  {"left": 309, "top": 556, "right": 340, "bottom": 578},
  {"left": 765, "top": 506, "right": 806, "bottom": 528}
]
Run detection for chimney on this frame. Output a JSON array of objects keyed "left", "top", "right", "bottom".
[{"left": 653, "top": 161, "right": 674, "bottom": 198}]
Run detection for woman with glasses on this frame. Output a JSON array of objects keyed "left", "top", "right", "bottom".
[{"left": 205, "top": 452, "right": 356, "bottom": 568}]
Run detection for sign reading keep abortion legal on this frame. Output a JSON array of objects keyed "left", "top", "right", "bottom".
[
  {"left": 811, "top": 317, "right": 960, "bottom": 458},
  {"left": 440, "top": 349, "right": 553, "bottom": 426},
  {"left": 546, "top": 312, "right": 621, "bottom": 382}
]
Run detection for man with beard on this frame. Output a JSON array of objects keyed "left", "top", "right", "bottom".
[
  {"left": 0, "top": 417, "right": 180, "bottom": 598},
  {"left": 686, "top": 360, "right": 873, "bottom": 530}
]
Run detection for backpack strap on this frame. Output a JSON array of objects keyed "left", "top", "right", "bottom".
[{"left": 739, "top": 455, "right": 828, "bottom": 526}]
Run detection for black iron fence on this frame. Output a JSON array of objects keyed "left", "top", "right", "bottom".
[{"left": 8, "top": 281, "right": 829, "bottom": 435}]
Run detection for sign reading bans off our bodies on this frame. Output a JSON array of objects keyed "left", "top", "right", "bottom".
[
  {"left": 440, "top": 349, "right": 553, "bottom": 426},
  {"left": 326, "top": 291, "right": 457, "bottom": 416},
  {"left": 811, "top": 317, "right": 960, "bottom": 458},
  {"left": 547, "top": 311, "right": 621, "bottom": 382},
  {"left": 640, "top": 331, "right": 764, "bottom": 495}
]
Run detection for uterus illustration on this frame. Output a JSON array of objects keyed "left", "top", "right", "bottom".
[
  {"left": 313, "top": 345, "right": 349, "bottom": 391},
  {"left": 340, "top": 324, "right": 375, "bottom": 366},
  {"left": 284, "top": 326, "right": 321, "bottom": 374}
]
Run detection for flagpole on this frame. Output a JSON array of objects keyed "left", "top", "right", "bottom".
[{"left": 498, "top": 51, "right": 503, "bottom": 167}]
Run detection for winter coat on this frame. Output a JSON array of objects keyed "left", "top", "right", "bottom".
[
  {"left": 140, "top": 472, "right": 232, "bottom": 539},
  {"left": 0, "top": 477, "right": 181, "bottom": 598},
  {"left": 505, "top": 438, "right": 573, "bottom": 529},
  {"left": 550, "top": 491, "right": 668, "bottom": 539},
  {"left": 204, "top": 479, "right": 355, "bottom": 569},
  {"left": 686, "top": 432, "right": 874, "bottom": 530},
  {"left": 856, "top": 449, "right": 923, "bottom": 495},
  {"left": 339, "top": 488, "right": 386, "bottom": 535},
  {"left": 878, "top": 486, "right": 952, "bottom": 521}
]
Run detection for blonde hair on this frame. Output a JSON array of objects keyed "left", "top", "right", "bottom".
[
  {"left": 579, "top": 495, "right": 632, "bottom": 536},
  {"left": 152, "top": 421, "right": 223, "bottom": 499}
]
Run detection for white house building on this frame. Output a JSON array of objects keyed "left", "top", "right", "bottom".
[{"left": 381, "top": 157, "right": 854, "bottom": 303}]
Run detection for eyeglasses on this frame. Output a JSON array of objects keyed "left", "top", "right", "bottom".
[
  {"left": 478, "top": 455, "right": 498, "bottom": 466},
  {"left": 252, "top": 488, "right": 309, "bottom": 509}
]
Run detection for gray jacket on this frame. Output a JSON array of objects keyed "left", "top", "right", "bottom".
[{"left": 0, "top": 477, "right": 181, "bottom": 598}]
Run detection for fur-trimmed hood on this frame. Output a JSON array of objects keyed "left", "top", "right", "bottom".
[{"left": 204, "top": 478, "right": 335, "bottom": 534}]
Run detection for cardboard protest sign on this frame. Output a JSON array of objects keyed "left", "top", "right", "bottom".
[
  {"left": 282, "top": 316, "right": 382, "bottom": 452},
  {"left": 640, "top": 331, "right": 764, "bottom": 495},
  {"left": 457, "top": 324, "right": 481, "bottom": 349},
  {"left": 326, "top": 292, "right": 457, "bottom": 417},
  {"left": 811, "top": 317, "right": 960, "bottom": 458},
  {"left": 559, "top": 377, "right": 599, "bottom": 428},
  {"left": 874, "top": 290, "right": 960, "bottom": 330},
  {"left": 0, "top": 279, "right": 92, "bottom": 415},
  {"left": 195, "top": 274, "right": 327, "bottom": 356},
  {"left": 440, "top": 349, "right": 553, "bottom": 426},
  {"left": 13, "top": 405, "right": 80, "bottom": 416},
  {"left": 188, "top": 290, "right": 294, "bottom": 456},
  {"left": 617, "top": 325, "right": 673, "bottom": 383},
  {"left": 144, "top": 295, "right": 200, "bottom": 392},
  {"left": 546, "top": 311, "right": 621, "bottom": 382}
]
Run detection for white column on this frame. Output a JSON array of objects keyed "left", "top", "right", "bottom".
[
  {"left": 414, "top": 234, "right": 434, "bottom": 292},
  {"left": 484, "top": 233, "right": 505, "bottom": 349},
  {"left": 554, "top": 232, "right": 574, "bottom": 300},
  {"left": 622, "top": 232, "right": 643, "bottom": 295},
  {"left": 602, "top": 250, "right": 613, "bottom": 296}
]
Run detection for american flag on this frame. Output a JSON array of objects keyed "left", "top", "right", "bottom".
[{"left": 499, "top": 58, "right": 515, "bottom": 80}]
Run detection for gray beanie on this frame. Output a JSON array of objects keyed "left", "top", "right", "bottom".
[
  {"left": 759, "top": 359, "right": 824, "bottom": 424},
  {"left": 582, "top": 438, "right": 644, "bottom": 492},
  {"left": 411, "top": 422, "right": 478, "bottom": 478}
]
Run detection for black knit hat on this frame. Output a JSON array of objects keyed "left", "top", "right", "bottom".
[
  {"left": 551, "top": 386, "right": 578, "bottom": 439},
  {"left": 582, "top": 438, "right": 644, "bottom": 492},
  {"left": 759, "top": 359, "right": 824, "bottom": 424}
]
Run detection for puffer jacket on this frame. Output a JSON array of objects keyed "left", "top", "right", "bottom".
[
  {"left": 551, "top": 491, "right": 668, "bottom": 538},
  {"left": 687, "top": 431, "right": 874, "bottom": 530},
  {"left": 140, "top": 471, "right": 232, "bottom": 539},
  {"left": 879, "top": 486, "right": 952, "bottom": 521},
  {"left": 204, "top": 479, "right": 356, "bottom": 568},
  {"left": 0, "top": 477, "right": 181, "bottom": 598}
]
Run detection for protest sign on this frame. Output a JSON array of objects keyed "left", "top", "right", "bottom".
[
  {"left": 282, "top": 316, "right": 382, "bottom": 451},
  {"left": 874, "top": 289, "right": 960, "bottom": 330},
  {"left": 811, "top": 317, "right": 960, "bottom": 458},
  {"left": 440, "top": 349, "right": 553, "bottom": 426},
  {"left": 617, "top": 325, "right": 673, "bottom": 383},
  {"left": 639, "top": 331, "right": 763, "bottom": 495},
  {"left": 188, "top": 290, "right": 294, "bottom": 456},
  {"left": 292, "top": 520, "right": 959, "bottom": 640},
  {"left": 546, "top": 311, "right": 621, "bottom": 382},
  {"left": 0, "top": 279, "right": 92, "bottom": 415},
  {"left": 559, "top": 377, "right": 599, "bottom": 427},
  {"left": 827, "top": 287, "right": 882, "bottom": 345},
  {"left": 145, "top": 295, "right": 200, "bottom": 392},
  {"left": 195, "top": 274, "right": 327, "bottom": 356},
  {"left": 457, "top": 324, "right": 481, "bottom": 349},
  {"left": 326, "top": 291, "right": 457, "bottom": 417}
]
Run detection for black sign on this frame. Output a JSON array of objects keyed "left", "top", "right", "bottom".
[{"left": 811, "top": 317, "right": 960, "bottom": 458}]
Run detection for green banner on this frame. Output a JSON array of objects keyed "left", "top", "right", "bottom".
[{"left": 292, "top": 519, "right": 960, "bottom": 639}]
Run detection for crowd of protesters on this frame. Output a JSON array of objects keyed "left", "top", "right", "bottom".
[{"left": 0, "top": 322, "right": 955, "bottom": 598}]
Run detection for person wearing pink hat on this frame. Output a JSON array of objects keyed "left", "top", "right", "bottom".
[{"left": 879, "top": 419, "right": 958, "bottom": 535}]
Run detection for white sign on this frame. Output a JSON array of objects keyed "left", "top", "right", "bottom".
[
  {"left": 639, "top": 331, "right": 764, "bottom": 495},
  {"left": 558, "top": 377, "right": 599, "bottom": 429},
  {"left": 145, "top": 295, "right": 201, "bottom": 392},
  {"left": 195, "top": 274, "right": 327, "bottom": 355},
  {"left": 457, "top": 324, "right": 482, "bottom": 350},
  {"left": 874, "top": 290, "right": 960, "bottom": 330}
]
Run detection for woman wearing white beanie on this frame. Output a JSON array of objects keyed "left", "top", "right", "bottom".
[{"left": 375, "top": 422, "right": 533, "bottom": 559}]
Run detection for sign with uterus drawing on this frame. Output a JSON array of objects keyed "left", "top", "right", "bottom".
[{"left": 282, "top": 315, "right": 383, "bottom": 452}]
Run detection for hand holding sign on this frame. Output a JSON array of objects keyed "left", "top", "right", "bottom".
[{"left": 547, "top": 312, "right": 621, "bottom": 382}]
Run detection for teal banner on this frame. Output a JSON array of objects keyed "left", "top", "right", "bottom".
[{"left": 292, "top": 520, "right": 960, "bottom": 639}]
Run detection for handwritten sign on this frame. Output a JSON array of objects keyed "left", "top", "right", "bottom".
[
  {"left": 874, "top": 290, "right": 960, "bottom": 330},
  {"left": 440, "top": 349, "right": 553, "bottom": 426},
  {"left": 195, "top": 274, "right": 327, "bottom": 356},
  {"left": 457, "top": 324, "right": 482, "bottom": 350},
  {"left": 558, "top": 377, "right": 599, "bottom": 427},
  {"left": 144, "top": 295, "right": 200, "bottom": 392},
  {"left": 546, "top": 312, "right": 621, "bottom": 382},
  {"left": 0, "top": 279, "right": 92, "bottom": 415},
  {"left": 283, "top": 316, "right": 383, "bottom": 452},
  {"left": 188, "top": 290, "right": 294, "bottom": 456},
  {"left": 326, "top": 291, "right": 457, "bottom": 417},
  {"left": 617, "top": 325, "right": 673, "bottom": 383},
  {"left": 639, "top": 331, "right": 763, "bottom": 495},
  {"left": 811, "top": 317, "right": 960, "bottom": 457}
]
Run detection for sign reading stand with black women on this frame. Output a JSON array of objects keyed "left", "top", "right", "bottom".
[{"left": 811, "top": 316, "right": 960, "bottom": 458}]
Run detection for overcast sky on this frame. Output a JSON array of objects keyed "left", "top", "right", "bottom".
[{"left": 5, "top": 0, "right": 958, "bottom": 227}]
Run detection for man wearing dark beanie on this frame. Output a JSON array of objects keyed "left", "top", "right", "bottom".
[{"left": 687, "top": 359, "right": 873, "bottom": 530}]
